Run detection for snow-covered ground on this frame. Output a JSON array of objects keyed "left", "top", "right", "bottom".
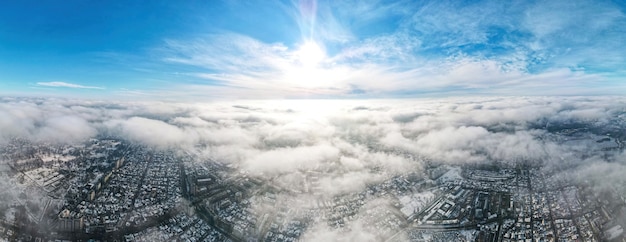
[
  {"left": 437, "top": 166, "right": 463, "bottom": 184},
  {"left": 23, "top": 167, "right": 62, "bottom": 187},
  {"left": 39, "top": 153, "right": 76, "bottom": 162},
  {"left": 398, "top": 189, "right": 437, "bottom": 217}
]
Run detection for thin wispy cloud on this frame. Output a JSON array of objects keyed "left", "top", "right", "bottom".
[
  {"left": 36, "top": 81, "right": 104, "bottom": 90},
  {"left": 1, "top": 0, "right": 624, "bottom": 98},
  {"left": 154, "top": 0, "right": 626, "bottom": 98}
]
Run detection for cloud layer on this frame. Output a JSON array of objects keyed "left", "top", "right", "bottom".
[
  {"left": 1, "top": 96, "right": 625, "bottom": 239},
  {"left": 1, "top": 96, "right": 624, "bottom": 184}
]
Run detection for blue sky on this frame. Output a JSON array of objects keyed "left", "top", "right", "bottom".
[{"left": 1, "top": 0, "right": 625, "bottom": 99}]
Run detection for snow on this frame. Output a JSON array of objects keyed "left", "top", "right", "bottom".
[
  {"left": 459, "top": 230, "right": 478, "bottom": 241},
  {"left": 606, "top": 225, "right": 624, "bottom": 240},
  {"left": 398, "top": 190, "right": 436, "bottom": 217},
  {"left": 3, "top": 207, "right": 16, "bottom": 223},
  {"left": 40, "top": 154, "right": 76, "bottom": 162},
  {"left": 437, "top": 166, "right": 463, "bottom": 183}
]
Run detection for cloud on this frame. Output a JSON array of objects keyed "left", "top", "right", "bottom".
[
  {"left": 0, "top": 99, "right": 98, "bottom": 144},
  {"left": 243, "top": 144, "right": 340, "bottom": 175},
  {"left": 36, "top": 81, "right": 104, "bottom": 89},
  {"left": 573, "top": 152, "right": 626, "bottom": 193},
  {"left": 162, "top": 37, "right": 607, "bottom": 98},
  {"left": 142, "top": 0, "right": 626, "bottom": 98},
  {"left": 2, "top": 96, "right": 626, "bottom": 240},
  {"left": 164, "top": 35, "right": 604, "bottom": 98},
  {"left": 105, "top": 116, "right": 194, "bottom": 148},
  {"left": 36, "top": 116, "right": 98, "bottom": 143}
]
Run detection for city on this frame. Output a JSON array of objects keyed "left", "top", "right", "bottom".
[{"left": 1, "top": 124, "right": 624, "bottom": 241}]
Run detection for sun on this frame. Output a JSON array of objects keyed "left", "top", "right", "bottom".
[{"left": 296, "top": 41, "right": 325, "bottom": 67}]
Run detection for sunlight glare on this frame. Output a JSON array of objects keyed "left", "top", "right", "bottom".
[{"left": 296, "top": 41, "right": 325, "bottom": 67}]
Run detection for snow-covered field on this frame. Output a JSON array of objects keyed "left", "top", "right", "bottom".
[{"left": 398, "top": 189, "right": 437, "bottom": 217}]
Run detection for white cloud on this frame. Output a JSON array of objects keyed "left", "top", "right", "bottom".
[
  {"left": 36, "top": 81, "right": 104, "bottom": 89},
  {"left": 2, "top": 96, "right": 626, "bottom": 240},
  {"left": 139, "top": 0, "right": 626, "bottom": 99},
  {"left": 243, "top": 144, "right": 340, "bottom": 175},
  {"left": 159, "top": 33, "right": 613, "bottom": 99},
  {"left": 36, "top": 116, "right": 97, "bottom": 143},
  {"left": 105, "top": 116, "right": 194, "bottom": 148}
]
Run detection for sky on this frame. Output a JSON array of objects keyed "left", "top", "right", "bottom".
[{"left": 1, "top": 0, "right": 626, "bottom": 99}]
